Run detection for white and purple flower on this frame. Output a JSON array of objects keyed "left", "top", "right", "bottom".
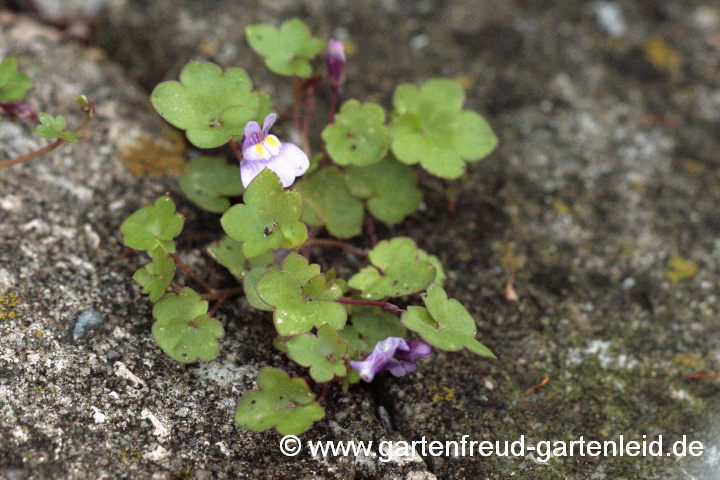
[
  {"left": 350, "top": 337, "right": 433, "bottom": 382},
  {"left": 240, "top": 113, "right": 309, "bottom": 188}
]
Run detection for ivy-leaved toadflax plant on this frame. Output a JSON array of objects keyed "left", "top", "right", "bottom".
[{"left": 118, "top": 19, "right": 499, "bottom": 435}]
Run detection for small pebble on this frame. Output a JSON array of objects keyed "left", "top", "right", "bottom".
[
  {"left": 593, "top": 1, "right": 627, "bottom": 37},
  {"left": 70, "top": 310, "right": 106, "bottom": 342}
]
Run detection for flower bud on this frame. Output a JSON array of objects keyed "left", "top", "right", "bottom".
[{"left": 327, "top": 39, "right": 346, "bottom": 88}]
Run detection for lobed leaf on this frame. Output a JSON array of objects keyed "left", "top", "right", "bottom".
[
  {"left": 287, "top": 325, "right": 349, "bottom": 382},
  {"left": 120, "top": 195, "right": 184, "bottom": 254},
  {"left": 133, "top": 247, "right": 176, "bottom": 302},
  {"left": 294, "top": 167, "right": 364, "bottom": 239},
  {"left": 35, "top": 113, "right": 79, "bottom": 143},
  {"left": 348, "top": 237, "right": 436, "bottom": 300},
  {"left": 150, "top": 61, "right": 260, "bottom": 148},
  {"left": 245, "top": 19, "right": 325, "bottom": 78},
  {"left": 401, "top": 285, "right": 494, "bottom": 357},
  {"left": 206, "top": 235, "right": 274, "bottom": 279},
  {"left": 152, "top": 288, "right": 224, "bottom": 363},
  {"left": 256, "top": 253, "right": 347, "bottom": 336},
  {"left": 322, "top": 100, "right": 389, "bottom": 166},
  {"left": 390, "top": 79, "right": 497, "bottom": 179},
  {"left": 178, "top": 157, "right": 244, "bottom": 213},
  {"left": 345, "top": 157, "right": 422, "bottom": 224},
  {"left": 220, "top": 169, "right": 308, "bottom": 257},
  {"left": 235, "top": 367, "right": 324, "bottom": 435}
]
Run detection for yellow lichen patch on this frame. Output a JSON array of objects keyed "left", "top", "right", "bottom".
[
  {"left": 0, "top": 292, "right": 26, "bottom": 320},
  {"left": 667, "top": 255, "right": 699, "bottom": 282},
  {"left": 430, "top": 386, "right": 456, "bottom": 402},
  {"left": 673, "top": 353, "right": 707, "bottom": 372},
  {"left": 553, "top": 199, "right": 571, "bottom": 215},
  {"left": 117, "top": 130, "right": 187, "bottom": 178},
  {"left": 644, "top": 38, "right": 682, "bottom": 73}
]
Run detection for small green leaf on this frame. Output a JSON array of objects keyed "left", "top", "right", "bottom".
[
  {"left": 401, "top": 285, "right": 494, "bottom": 357},
  {"left": 345, "top": 157, "right": 422, "bottom": 224},
  {"left": 257, "top": 253, "right": 347, "bottom": 336},
  {"left": 348, "top": 237, "right": 436, "bottom": 300},
  {"left": 235, "top": 367, "right": 325, "bottom": 435},
  {"left": 294, "top": 167, "right": 364, "bottom": 239},
  {"left": 133, "top": 247, "right": 176, "bottom": 302},
  {"left": 120, "top": 196, "right": 184, "bottom": 254},
  {"left": 35, "top": 113, "right": 79, "bottom": 143},
  {"left": 339, "top": 306, "right": 406, "bottom": 354},
  {"left": 287, "top": 325, "right": 349, "bottom": 382},
  {"left": 150, "top": 61, "right": 261, "bottom": 148},
  {"left": 245, "top": 19, "right": 325, "bottom": 78},
  {"left": 207, "top": 235, "right": 274, "bottom": 279},
  {"left": 178, "top": 157, "right": 244, "bottom": 213},
  {"left": 0, "top": 58, "right": 31, "bottom": 101},
  {"left": 244, "top": 265, "right": 275, "bottom": 311},
  {"left": 255, "top": 91, "right": 274, "bottom": 123},
  {"left": 221, "top": 169, "right": 308, "bottom": 257},
  {"left": 152, "top": 288, "right": 224, "bottom": 363},
  {"left": 390, "top": 79, "right": 497, "bottom": 178},
  {"left": 341, "top": 367, "right": 362, "bottom": 393},
  {"left": 322, "top": 100, "right": 389, "bottom": 166}
]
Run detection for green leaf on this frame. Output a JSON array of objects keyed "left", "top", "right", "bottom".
[
  {"left": 256, "top": 253, "right": 347, "bottom": 336},
  {"left": 151, "top": 288, "right": 224, "bottom": 363},
  {"left": 345, "top": 157, "right": 422, "bottom": 224},
  {"left": 120, "top": 196, "right": 184, "bottom": 254},
  {"left": 339, "top": 306, "right": 406, "bottom": 354},
  {"left": 207, "top": 235, "right": 274, "bottom": 279},
  {"left": 0, "top": 57, "right": 31, "bottom": 101},
  {"left": 220, "top": 169, "right": 308, "bottom": 257},
  {"left": 178, "top": 157, "right": 244, "bottom": 213},
  {"left": 255, "top": 91, "right": 274, "bottom": 123},
  {"left": 133, "top": 247, "right": 176, "bottom": 302},
  {"left": 401, "top": 285, "right": 494, "bottom": 357},
  {"left": 150, "top": 61, "right": 260, "bottom": 148},
  {"left": 416, "top": 249, "right": 446, "bottom": 287},
  {"left": 244, "top": 265, "right": 275, "bottom": 311},
  {"left": 35, "top": 113, "right": 79, "bottom": 143},
  {"left": 245, "top": 19, "right": 325, "bottom": 78},
  {"left": 348, "top": 237, "right": 436, "bottom": 300},
  {"left": 390, "top": 79, "right": 497, "bottom": 179},
  {"left": 287, "top": 325, "right": 349, "bottom": 382},
  {"left": 235, "top": 367, "right": 324, "bottom": 435},
  {"left": 341, "top": 367, "right": 362, "bottom": 393},
  {"left": 322, "top": 100, "right": 389, "bottom": 166},
  {"left": 294, "top": 167, "right": 364, "bottom": 239}
]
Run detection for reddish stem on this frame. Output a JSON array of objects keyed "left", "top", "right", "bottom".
[
  {"left": 336, "top": 298, "right": 405, "bottom": 315},
  {"left": 365, "top": 215, "right": 378, "bottom": 247},
  {"left": 169, "top": 253, "right": 215, "bottom": 293},
  {"left": 200, "top": 286, "right": 244, "bottom": 302},
  {"left": 297, "top": 238, "right": 368, "bottom": 257},
  {"left": 329, "top": 86, "right": 338, "bottom": 124},
  {"left": 0, "top": 106, "right": 94, "bottom": 169}
]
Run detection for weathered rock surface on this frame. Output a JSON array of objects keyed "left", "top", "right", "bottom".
[
  {"left": 0, "top": 12, "right": 434, "bottom": 480},
  {"left": 95, "top": 0, "right": 720, "bottom": 479}
]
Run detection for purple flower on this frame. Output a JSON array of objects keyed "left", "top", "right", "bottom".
[
  {"left": 240, "top": 113, "right": 309, "bottom": 188},
  {"left": 350, "top": 337, "right": 433, "bottom": 382},
  {"left": 326, "top": 39, "right": 346, "bottom": 88}
]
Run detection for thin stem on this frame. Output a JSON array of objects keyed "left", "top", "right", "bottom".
[
  {"left": 297, "top": 238, "right": 368, "bottom": 257},
  {"left": 200, "top": 286, "right": 244, "bottom": 302},
  {"left": 0, "top": 111, "right": 93, "bottom": 169},
  {"left": 316, "top": 383, "right": 331, "bottom": 404},
  {"left": 336, "top": 298, "right": 405, "bottom": 315},
  {"left": 169, "top": 282, "right": 183, "bottom": 294},
  {"left": 365, "top": 215, "right": 378, "bottom": 247},
  {"left": 329, "top": 86, "right": 338, "bottom": 124},
  {"left": 169, "top": 253, "right": 215, "bottom": 293}
]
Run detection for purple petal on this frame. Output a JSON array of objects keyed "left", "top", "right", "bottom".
[
  {"left": 240, "top": 158, "right": 272, "bottom": 188},
  {"left": 243, "top": 121, "right": 262, "bottom": 150},
  {"left": 386, "top": 361, "right": 416, "bottom": 377},
  {"left": 327, "top": 40, "right": 346, "bottom": 62},
  {"left": 350, "top": 337, "right": 410, "bottom": 382},
  {"left": 262, "top": 113, "right": 277, "bottom": 135},
  {"left": 395, "top": 340, "right": 433, "bottom": 362}
]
